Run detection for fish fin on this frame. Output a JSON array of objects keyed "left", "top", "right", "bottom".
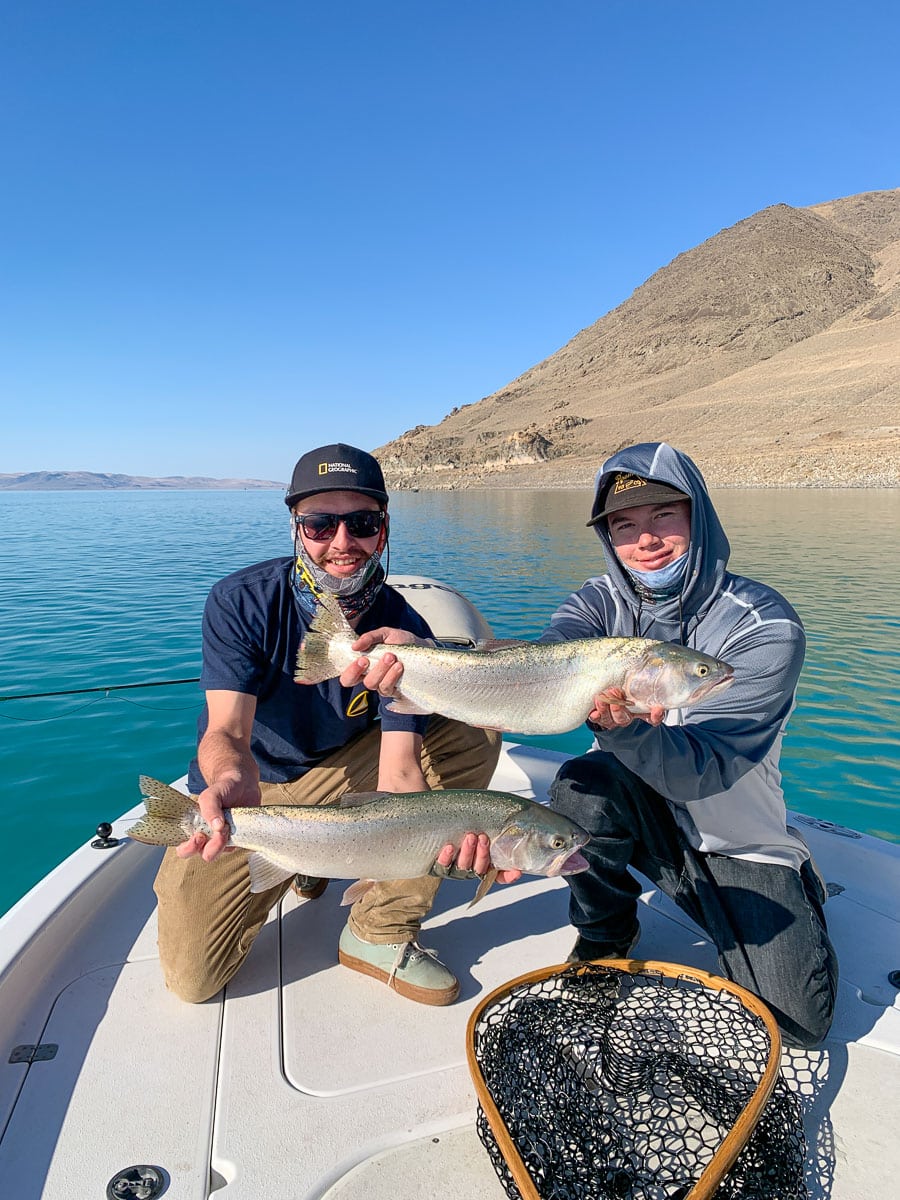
[
  {"left": 247, "top": 853, "right": 297, "bottom": 894},
  {"left": 293, "top": 593, "right": 351, "bottom": 684},
  {"left": 341, "top": 879, "right": 376, "bottom": 905},
  {"left": 312, "top": 590, "right": 355, "bottom": 636},
  {"left": 126, "top": 815, "right": 188, "bottom": 847},
  {"left": 337, "top": 791, "right": 391, "bottom": 808},
  {"left": 384, "top": 696, "right": 434, "bottom": 715},
  {"left": 294, "top": 630, "right": 340, "bottom": 684},
  {"left": 468, "top": 867, "right": 499, "bottom": 908},
  {"left": 127, "top": 776, "right": 195, "bottom": 846},
  {"left": 139, "top": 775, "right": 192, "bottom": 814}
]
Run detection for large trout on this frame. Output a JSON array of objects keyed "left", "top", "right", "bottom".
[
  {"left": 294, "top": 594, "right": 734, "bottom": 735},
  {"left": 128, "top": 776, "right": 590, "bottom": 901}
]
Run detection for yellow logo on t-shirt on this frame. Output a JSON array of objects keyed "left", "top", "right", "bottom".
[{"left": 346, "top": 691, "right": 370, "bottom": 718}]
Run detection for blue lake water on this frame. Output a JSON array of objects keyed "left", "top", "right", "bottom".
[{"left": 1, "top": 486, "right": 898, "bottom": 918}]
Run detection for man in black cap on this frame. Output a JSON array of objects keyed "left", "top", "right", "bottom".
[{"left": 153, "top": 443, "right": 504, "bottom": 1006}]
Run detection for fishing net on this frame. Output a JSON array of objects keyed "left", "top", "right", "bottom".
[{"left": 467, "top": 960, "right": 808, "bottom": 1200}]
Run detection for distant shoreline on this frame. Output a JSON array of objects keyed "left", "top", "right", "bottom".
[
  {"left": 0, "top": 473, "right": 284, "bottom": 492},
  {"left": 2, "top": 481, "right": 898, "bottom": 494},
  {"left": 385, "top": 478, "right": 900, "bottom": 493},
  {"left": 0, "top": 486, "right": 286, "bottom": 493}
]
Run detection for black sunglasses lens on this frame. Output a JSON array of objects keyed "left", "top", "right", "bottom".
[
  {"left": 300, "top": 514, "right": 339, "bottom": 540},
  {"left": 343, "top": 511, "right": 383, "bottom": 538},
  {"left": 298, "top": 510, "right": 383, "bottom": 541}
]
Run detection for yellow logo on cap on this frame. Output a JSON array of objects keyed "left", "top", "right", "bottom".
[
  {"left": 317, "top": 460, "right": 356, "bottom": 476},
  {"left": 612, "top": 473, "right": 648, "bottom": 495}
]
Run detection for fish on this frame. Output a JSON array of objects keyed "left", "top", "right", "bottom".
[
  {"left": 128, "top": 776, "right": 590, "bottom": 903},
  {"left": 293, "top": 593, "right": 734, "bottom": 735}
]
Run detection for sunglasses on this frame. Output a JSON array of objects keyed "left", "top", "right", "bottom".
[{"left": 294, "top": 509, "right": 386, "bottom": 542}]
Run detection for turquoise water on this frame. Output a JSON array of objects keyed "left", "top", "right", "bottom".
[{"left": 1, "top": 487, "right": 898, "bottom": 918}]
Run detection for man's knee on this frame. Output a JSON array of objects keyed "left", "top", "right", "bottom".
[
  {"left": 766, "top": 952, "right": 838, "bottom": 1050},
  {"left": 550, "top": 751, "right": 622, "bottom": 821},
  {"left": 162, "top": 968, "right": 225, "bottom": 1005},
  {"left": 772, "top": 995, "right": 835, "bottom": 1049}
]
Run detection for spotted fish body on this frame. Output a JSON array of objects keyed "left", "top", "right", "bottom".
[
  {"left": 294, "top": 594, "right": 734, "bottom": 735},
  {"left": 128, "top": 777, "right": 590, "bottom": 895}
]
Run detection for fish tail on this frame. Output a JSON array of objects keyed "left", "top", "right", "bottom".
[
  {"left": 294, "top": 593, "right": 350, "bottom": 684},
  {"left": 127, "top": 776, "right": 199, "bottom": 846}
]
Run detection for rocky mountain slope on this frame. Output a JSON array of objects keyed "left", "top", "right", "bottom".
[{"left": 377, "top": 189, "right": 900, "bottom": 488}]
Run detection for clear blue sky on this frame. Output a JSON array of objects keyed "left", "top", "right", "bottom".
[{"left": 2, "top": 1, "right": 897, "bottom": 481}]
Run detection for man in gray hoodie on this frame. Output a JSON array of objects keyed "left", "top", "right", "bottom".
[{"left": 543, "top": 442, "right": 837, "bottom": 1047}]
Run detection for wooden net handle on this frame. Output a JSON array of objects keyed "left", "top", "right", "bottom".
[{"left": 465, "top": 958, "right": 783, "bottom": 1200}]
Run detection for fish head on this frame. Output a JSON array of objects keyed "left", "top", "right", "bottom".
[
  {"left": 624, "top": 644, "right": 734, "bottom": 710},
  {"left": 490, "top": 806, "right": 590, "bottom": 877}
]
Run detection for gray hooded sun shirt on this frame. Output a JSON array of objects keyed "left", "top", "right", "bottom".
[{"left": 541, "top": 442, "right": 809, "bottom": 872}]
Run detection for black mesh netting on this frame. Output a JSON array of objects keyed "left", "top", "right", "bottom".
[{"left": 472, "top": 963, "right": 807, "bottom": 1200}]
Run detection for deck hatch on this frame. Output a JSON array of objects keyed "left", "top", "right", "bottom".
[{"left": 9, "top": 1043, "right": 58, "bottom": 1063}]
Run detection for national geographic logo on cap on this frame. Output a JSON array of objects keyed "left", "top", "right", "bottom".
[
  {"left": 611, "top": 473, "right": 649, "bottom": 496},
  {"left": 318, "top": 460, "right": 357, "bottom": 476},
  {"left": 285, "top": 443, "right": 389, "bottom": 507}
]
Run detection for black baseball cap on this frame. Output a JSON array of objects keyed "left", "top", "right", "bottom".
[
  {"left": 285, "top": 443, "right": 389, "bottom": 508},
  {"left": 587, "top": 472, "right": 690, "bottom": 527}
]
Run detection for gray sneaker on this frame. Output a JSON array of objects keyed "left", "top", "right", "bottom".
[{"left": 338, "top": 923, "right": 460, "bottom": 1006}]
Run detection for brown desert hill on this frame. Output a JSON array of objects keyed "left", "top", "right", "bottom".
[{"left": 376, "top": 189, "right": 900, "bottom": 488}]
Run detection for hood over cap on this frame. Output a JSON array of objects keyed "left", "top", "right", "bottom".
[{"left": 589, "top": 443, "right": 731, "bottom": 624}]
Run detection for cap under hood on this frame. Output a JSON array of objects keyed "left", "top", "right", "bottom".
[{"left": 590, "top": 443, "right": 731, "bottom": 624}]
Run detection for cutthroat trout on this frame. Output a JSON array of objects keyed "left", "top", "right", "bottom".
[
  {"left": 294, "top": 594, "right": 734, "bottom": 735},
  {"left": 129, "top": 776, "right": 590, "bottom": 901}
]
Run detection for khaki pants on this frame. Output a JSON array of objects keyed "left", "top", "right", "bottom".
[{"left": 154, "top": 716, "right": 501, "bottom": 1002}]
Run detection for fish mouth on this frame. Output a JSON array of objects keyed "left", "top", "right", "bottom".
[
  {"left": 554, "top": 849, "right": 590, "bottom": 876},
  {"left": 692, "top": 669, "right": 735, "bottom": 703}
]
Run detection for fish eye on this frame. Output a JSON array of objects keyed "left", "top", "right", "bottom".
[
  {"left": 696, "top": 664, "right": 709, "bottom": 677},
  {"left": 550, "top": 836, "right": 565, "bottom": 849}
]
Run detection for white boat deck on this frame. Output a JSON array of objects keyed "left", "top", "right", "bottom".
[{"left": 1, "top": 744, "right": 899, "bottom": 1200}]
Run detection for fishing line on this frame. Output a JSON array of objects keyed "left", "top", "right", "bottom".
[
  {"left": 0, "top": 678, "right": 202, "bottom": 722},
  {"left": 0, "top": 697, "right": 107, "bottom": 723},
  {"left": 0, "top": 678, "right": 200, "bottom": 702}
]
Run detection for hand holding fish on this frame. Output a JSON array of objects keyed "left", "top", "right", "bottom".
[
  {"left": 178, "top": 772, "right": 263, "bottom": 862},
  {"left": 436, "top": 831, "right": 522, "bottom": 885},
  {"left": 333, "top": 626, "right": 423, "bottom": 693},
  {"left": 589, "top": 687, "right": 667, "bottom": 730}
]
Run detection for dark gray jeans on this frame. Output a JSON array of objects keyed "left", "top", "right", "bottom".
[{"left": 550, "top": 749, "right": 838, "bottom": 1048}]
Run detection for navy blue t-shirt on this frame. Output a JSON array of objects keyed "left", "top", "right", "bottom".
[{"left": 187, "top": 558, "right": 432, "bottom": 792}]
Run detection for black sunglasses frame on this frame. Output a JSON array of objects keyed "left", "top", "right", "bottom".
[{"left": 294, "top": 509, "right": 386, "bottom": 542}]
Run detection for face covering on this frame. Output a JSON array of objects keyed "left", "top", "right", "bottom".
[
  {"left": 623, "top": 551, "right": 689, "bottom": 598},
  {"left": 291, "top": 526, "right": 387, "bottom": 621}
]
